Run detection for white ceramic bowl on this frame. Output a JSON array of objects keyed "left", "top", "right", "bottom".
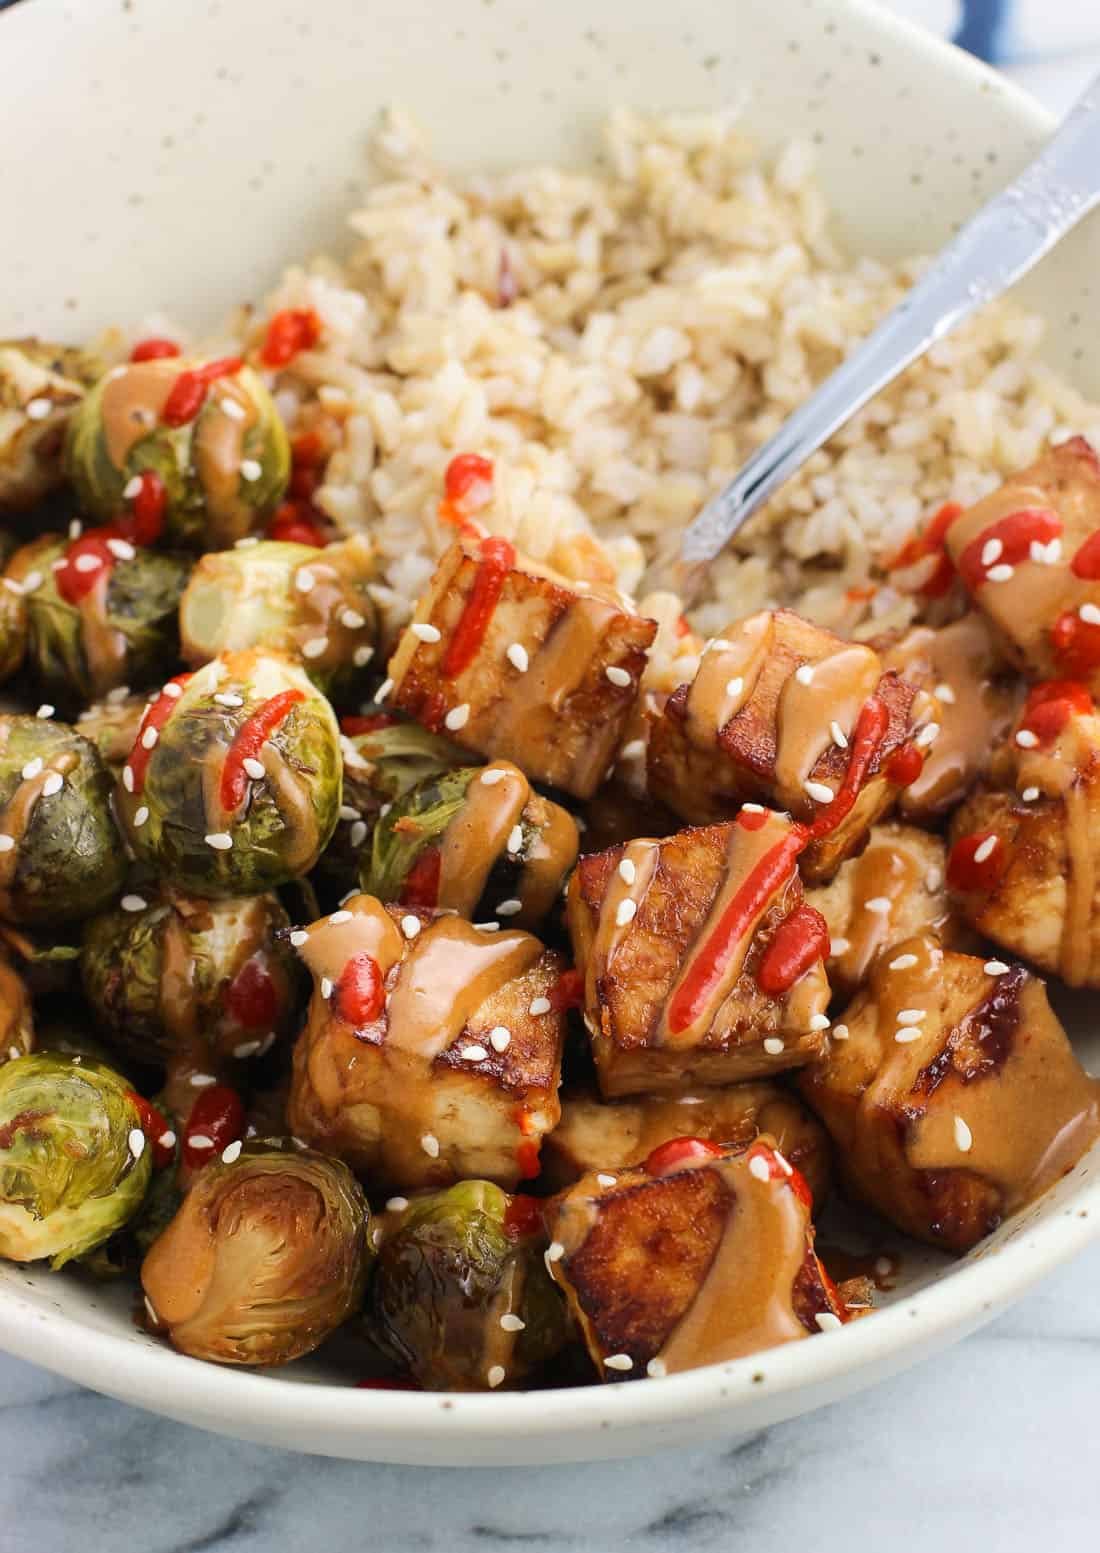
[{"left": 3, "top": 0, "right": 1099, "bottom": 1465}]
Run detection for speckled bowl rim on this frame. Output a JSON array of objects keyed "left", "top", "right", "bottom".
[{"left": 3, "top": 0, "right": 1099, "bottom": 1460}]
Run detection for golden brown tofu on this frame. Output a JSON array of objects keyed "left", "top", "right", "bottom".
[
  {"left": 947, "top": 691, "right": 1100, "bottom": 986},
  {"left": 386, "top": 537, "right": 657, "bottom": 799},
  {"left": 800, "top": 934, "right": 1100, "bottom": 1252},
  {"left": 286, "top": 894, "right": 567, "bottom": 1192},
  {"left": 545, "top": 1140, "right": 852, "bottom": 1379},
  {"left": 880, "top": 614, "right": 1022, "bottom": 820},
  {"left": 807, "top": 821, "right": 962, "bottom": 1002},
  {"left": 943, "top": 437, "right": 1100, "bottom": 692},
  {"left": 566, "top": 810, "right": 831, "bottom": 1097},
  {"left": 540, "top": 1082, "right": 832, "bottom": 1204},
  {"left": 647, "top": 608, "right": 940, "bottom": 882}
]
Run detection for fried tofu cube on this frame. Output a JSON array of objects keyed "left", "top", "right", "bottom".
[
  {"left": 807, "top": 821, "right": 962, "bottom": 1002},
  {"left": 800, "top": 934, "right": 1100, "bottom": 1252},
  {"left": 947, "top": 688, "right": 1100, "bottom": 986},
  {"left": 943, "top": 437, "right": 1100, "bottom": 691},
  {"left": 880, "top": 614, "right": 1022, "bottom": 820},
  {"left": 545, "top": 1140, "right": 851, "bottom": 1379},
  {"left": 540, "top": 1082, "right": 832, "bottom": 1204},
  {"left": 286, "top": 893, "right": 566, "bottom": 1192},
  {"left": 647, "top": 608, "right": 939, "bottom": 882},
  {"left": 565, "top": 810, "right": 832, "bottom": 1097},
  {"left": 386, "top": 537, "right": 657, "bottom": 798}
]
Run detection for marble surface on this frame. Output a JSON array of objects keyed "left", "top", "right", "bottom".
[{"left": 4, "top": 4, "right": 1100, "bottom": 1550}]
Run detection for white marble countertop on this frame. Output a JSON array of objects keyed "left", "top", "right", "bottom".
[{"left": 5, "top": 5, "right": 1100, "bottom": 1549}]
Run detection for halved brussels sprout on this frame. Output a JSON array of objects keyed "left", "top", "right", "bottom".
[
  {"left": 180, "top": 536, "right": 378, "bottom": 696},
  {"left": 65, "top": 357, "right": 289, "bottom": 550},
  {"left": 373, "top": 1181, "right": 573, "bottom": 1391},
  {"left": 75, "top": 690, "right": 148, "bottom": 772},
  {"left": 82, "top": 888, "right": 301, "bottom": 1072},
  {"left": 0, "top": 960, "right": 34, "bottom": 1066},
  {"left": 362, "top": 761, "right": 579, "bottom": 930},
  {"left": 141, "top": 1138, "right": 369, "bottom": 1364},
  {"left": 115, "top": 651, "right": 342, "bottom": 897},
  {"left": 5, "top": 532, "right": 190, "bottom": 706},
  {"left": 0, "top": 339, "right": 102, "bottom": 514},
  {"left": 0, "top": 566, "right": 27, "bottom": 684},
  {"left": 0, "top": 1051, "right": 152, "bottom": 1267},
  {"left": 0, "top": 716, "right": 126, "bottom": 924}
]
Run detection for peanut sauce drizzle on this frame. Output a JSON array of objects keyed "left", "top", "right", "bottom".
[
  {"left": 515, "top": 795, "right": 580, "bottom": 927},
  {"left": 586, "top": 838, "right": 662, "bottom": 1011},
  {"left": 683, "top": 612, "right": 772, "bottom": 745},
  {"left": 76, "top": 566, "right": 129, "bottom": 696},
  {"left": 436, "top": 761, "right": 529, "bottom": 919},
  {"left": 773, "top": 644, "right": 881, "bottom": 812},
  {"left": 100, "top": 361, "right": 177, "bottom": 466},
  {"left": 192, "top": 379, "right": 258, "bottom": 546},
  {"left": 0, "top": 746, "right": 79, "bottom": 913},
  {"left": 826, "top": 830, "right": 942, "bottom": 992}
]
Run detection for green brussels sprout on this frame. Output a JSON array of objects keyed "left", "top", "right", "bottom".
[
  {"left": 0, "top": 564, "right": 27, "bottom": 684},
  {"left": 65, "top": 357, "right": 289, "bottom": 550},
  {"left": 0, "top": 922, "right": 82, "bottom": 1003},
  {"left": 141, "top": 1138, "right": 370, "bottom": 1364},
  {"left": 0, "top": 716, "right": 126, "bottom": 924},
  {"left": 0, "top": 1051, "right": 152, "bottom": 1267},
  {"left": 82, "top": 887, "right": 301, "bottom": 1072},
  {"left": 115, "top": 650, "right": 342, "bottom": 897},
  {"left": 5, "top": 532, "right": 190, "bottom": 706},
  {"left": 0, "top": 960, "right": 34, "bottom": 1066},
  {"left": 372, "top": 1181, "right": 572, "bottom": 1391},
  {"left": 36, "top": 1020, "right": 121, "bottom": 1071},
  {"left": 180, "top": 536, "right": 378, "bottom": 696},
  {"left": 75, "top": 689, "right": 148, "bottom": 772},
  {"left": 361, "top": 760, "right": 579, "bottom": 930},
  {"left": 0, "top": 339, "right": 102, "bottom": 514}
]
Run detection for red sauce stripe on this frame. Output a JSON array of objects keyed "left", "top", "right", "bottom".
[
  {"left": 804, "top": 695, "right": 890, "bottom": 841},
  {"left": 219, "top": 689, "right": 305, "bottom": 811},
  {"left": 182, "top": 1084, "right": 245, "bottom": 1173},
  {"left": 126, "top": 673, "right": 192, "bottom": 793},
  {"left": 442, "top": 536, "right": 517, "bottom": 678},
  {"left": 260, "top": 309, "right": 323, "bottom": 369},
  {"left": 755, "top": 904, "right": 830, "bottom": 996},
  {"left": 334, "top": 951, "right": 386, "bottom": 1026},
  {"left": 162, "top": 357, "right": 243, "bottom": 427},
  {"left": 1051, "top": 608, "right": 1100, "bottom": 676},
  {"left": 130, "top": 338, "right": 180, "bottom": 362},
  {"left": 956, "top": 507, "right": 1062, "bottom": 591}
]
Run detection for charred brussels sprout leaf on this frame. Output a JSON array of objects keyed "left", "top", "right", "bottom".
[
  {"left": 141, "top": 1138, "right": 369, "bottom": 1364},
  {"left": 0, "top": 564, "right": 27, "bottom": 684},
  {"left": 0, "top": 960, "right": 34, "bottom": 1065},
  {"left": 0, "top": 1052, "right": 151, "bottom": 1267},
  {"left": 0, "top": 717, "right": 125, "bottom": 924},
  {"left": 116, "top": 651, "right": 342, "bottom": 897},
  {"left": 9, "top": 533, "right": 190, "bottom": 706},
  {"left": 65, "top": 358, "right": 290, "bottom": 550},
  {"left": 82, "top": 888, "right": 301, "bottom": 1071},
  {"left": 0, "top": 339, "right": 101, "bottom": 515},
  {"left": 373, "top": 1181, "right": 572, "bottom": 1391},
  {"left": 180, "top": 536, "right": 378, "bottom": 695},
  {"left": 75, "top": 691, "right": 148, "bottom": 773}
]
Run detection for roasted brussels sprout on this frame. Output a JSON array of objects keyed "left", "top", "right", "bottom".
[
  {"left": 141, "top": 1138, "right": 369, "bottom": 1364},
  {"left": 0, "top": 339, "right": 101, "bottom": 514},
  {"left": 179, "top": 536, "right": 378, "bottom": 695},
  {"left": 0, "top": 960, "right": 34, "bottom": 1065},
  {"left": 0, "top": 716, "right": 125, "bottom": 924},
  {"left": 0, "top": 566, "right": 27, "bottom": 684},
  {"left": 65, "top": 357, "right": 289, "bottom": 550},
  {"left": 115, "top": 651, "right": 342, "bottom": 897},
  {"left": 82, "top": 888, "right": 301, "bottom": 1077},
  {"left": 0, "top": 1052, "right": 152, "bottom": 1267},
  {"left": 75, "top": 689, "right": 148, "bottom": 772},
  {"left": 4, "top": 531, "right": 190, "bottom": 705},
  {"left": 363, "top": 760, "right": 578, "bottom": 931},
  {"left": 373, "top": 1181, "right": 572, "bottom": 1391}
]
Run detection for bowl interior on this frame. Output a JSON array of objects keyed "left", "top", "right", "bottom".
[{"left": 2, "top": 0, "right": 1099, "bottom": 1463}]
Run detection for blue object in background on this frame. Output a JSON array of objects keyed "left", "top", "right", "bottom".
[{"left": 955, "top": 0, "right": 1005, "bottom": 61}]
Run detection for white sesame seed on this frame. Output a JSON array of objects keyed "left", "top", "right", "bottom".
[
  {"left": 748, "top": 1155, "right": 771, "bottom": 1182},
  {"left": 725, "top": 675, "right": 744, "bottom": 699},
  {"left": 106, "top": 537, "right": 136, "bottom": 561},
  {"left": 763, "top": 1037, "right": 786, "bottom": 1055},
  {"left": 545, "top": 1242, "right": 564, "bottom": 1265},
  {"left": 620, "top": 739, "right": 646, "bottom": 761},
  {"left": 20, "top": 570, "right": 42, "bottom": 594},
  {"left": 401, "top": 914, "right": 421, "bottom": 940},
  {"left": 741, "top": 802, "right": 766, "bottom": 814},
  {"left": 487, "top": 1365, "right": 506, "bottom": 1389},
  {"left": 1080, "top": 603, "right": 1100, "bottom": 626},
  {"left": 795, "top": 664, "right": 815, "bottom": 686},
  {"left": 141, "top": 726, "right": 158, "bottom": 750},
  {"left": 830, "top": 720, "right": 849, "bottom": 750},
  {"left": 386, "top": 1196, "right": 409, "bottom": 1213},
  {"left": 127, "top": 1128, "right": 145, "bottom": 1160},
  {"left": 349, "top": 821, "right": 367, "bottom": 848},
  {"left": 302, "top": 636, "right": 329, "bottom": 659},
  {"left": 121, "top": 894, "right": 147, "bottom": 913},
  {"left": 161, "top": 681, "right": 183, "bottom": 699},
  {"left": 986, "top": 564, "right": 1014, "bottom": 583},
  {"left": 980, "top": 538, "right": 1003, "bottom": 567},
  {"left": 646, "top": 1357, "right": 668, "bottom": 1378},
  {"left": 804, "top": 780, "right": 835, "bottom": 804},
  {"left": 353, "top": 645, "right": 374, "bottom": 667},
  {"left": 500, "top": 1313, "right": 526, "bottom": 1332},
  {"left": 289, "top": 930, "right": 309, "bottom": 947},
  {"left": 897, "top": 1009, "right": 925, "bottom": 1024},
  {"left": 220, "top": 397, "right": 246, "bottom": 421},
  {"left": 232, "top": 1040, "right": 261, "bottom": 1059},
  {"left": 604, "top": 1354, "right": 634, "bottom": 1372},
  {"left": 461, "top": 1044, "right": 489, "bottom": 1062},
  {"left": 339, "top": 805, "right": 361, "bottom": 822},
  {"left": 338, "top": 608, "right": 366, "bottom": 632},
  {"left": 35, "top": 704, "right": 55, "bottom": 720},
  {"left": 240, "top": 458, "right": 262, "bottom": 481},
  {"left": 474, "top": 921, "right": 501, "bottom": 932},
  {"left": 506, "top": 824, "right": 524, "bottom": 855},
  {"left": 894, "top": 1028, "right": 922, "bottom": 1044},
  {"left": 973, "top": 835, "right": 998, "bottom": 864},
  {"left": 480, "top": 768, "right": 506, "bottom": 786},
  {"left": 597, "top": 1174, "right": 618, "bottom": 1188},
  {"left": 528, "top": 997, "right": 551, "bottom": 1018},
  {"left": 984, "top": 960, "right": 1010, "bottom": 975},
  {"left": 188, "top": 1134, "right": 214, "bottom": 1150},
  {"left": 496, "top": 899, "right": 523, "bottom": 916},
  {"left": 329, "top": 910, "right": 353, "bottom": 925},
  {"left": 213, "top": 692, "right": 244, "bottom": 708},
  {"left": 234, "top": 536, "right": 260, "bottom": 549},
  {"left": 73, "top": 553, "right": 101, "bottom": 574},
  {"left": 1015, "top": 728, "right": 1039, "bottom": 749},
  {"left": 1021, "top": 786, "right": 1040, "bottom": 803},
  {"left": 1, "top": 579, "right": 22, "bottom": 595},
  {"left": 934, "top": 682, "right": 956, "bottom": 705},
  {"left": 238, "top": 756, "right": 266, "bottom": 783},
  {"left": 954, "top": 1116, "right": 973, "bottom": 1153},
  {"left": 815, "top": 1312, "right": 843, "bottom": 1332},
  {"left": 21, "top": 758, "right": 43, "bottom": 781},
  {"left": 421, "top": 1132, "right": 440, "bottom": 1158},
  {"left": 505, "top": 642, "right": 529, "bottom": 674},
  {"left": 615, "top": 860, "right": 639, "bottom": 891},
  {"left": 220, "top": 1140, "right": 243, "bottom": 1165},
  {"left": 40, "top": 772, "right": 63, "bottom": 798},
  {"left": 25, "top": 397, "right": 52, "bottom": 421},
  {"left": 444, "top": 703, "right": 470, "bottom": 731},
  {"left": 830, "top": 937, "right": 851, "bottom": 955},
  {"left": 158, "top": 1130, "right": 176, "bottom": 1149},
  {"left": 925, "top": 867, "right": 944, "bottom": 892},
  {"left": 485, "top": 1026, "right": 512, "bottom": 1055},
  {"left": 204, "top": 831, "right": 233, "bottom": 851},
  {"left": 189, "top": 1073, "right": 217, "bottom": 1088},
  {"left": 411, "top": 622, "right": 441, "bottom": 643},
  {"left": 832, "top": 1023, "right": 849, "bottom": 1040},
  {"left": 808, "top": 1013, "right": 830, "bottom": 1031},
  {"left": 615, "top": 898, "right": 637, "bottom": 927},
  {"left": 916, "top": 722, "right": 940, "bottom": 749},
  {"left": 0, "top": 837, "right": 15, "bottom": 854},
  {"left": 605, "top": 666, "right": 632, "bottom": 689},
  {"left": 295, "top": 568, "right": 317, "bottom": 594},
  {"left": 107, "top": 685, "right": 132, "bottom": 704},
  {"left": 864, "top": 896, "right": 891, "bottom": 915},
  {"left": 320, "top": 976, "right": 334, "bottom": 999},
  {"left": 375, "top": 677, "right": 393, "bottom": 703}
]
